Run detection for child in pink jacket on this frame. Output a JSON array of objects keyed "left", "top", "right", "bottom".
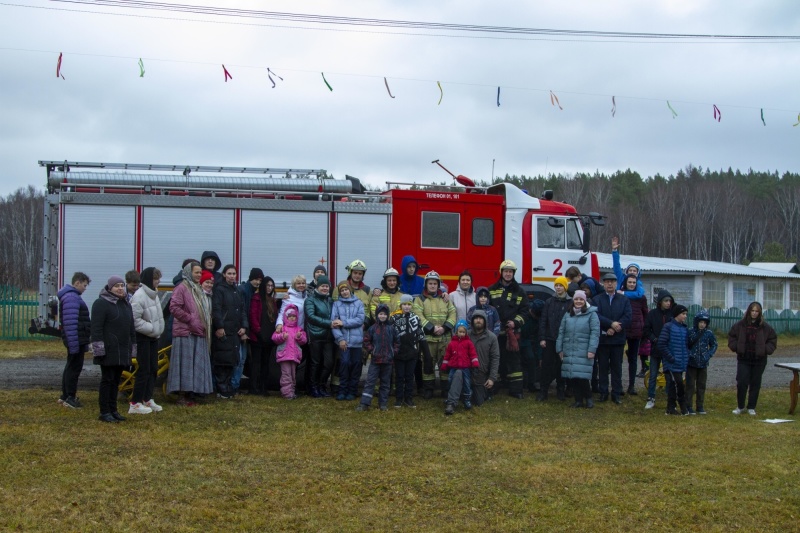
[
  {"left": 441, "top": 320, "right": 479, "bottom": 415},
  {"left": 272, "top": 303, "right": 307, "bottom": 399}
]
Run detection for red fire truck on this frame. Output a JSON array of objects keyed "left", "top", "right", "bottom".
[{"left": 32, "top": 160, "right": 602, "bottom": 335}]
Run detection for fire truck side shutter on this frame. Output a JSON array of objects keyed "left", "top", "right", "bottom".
[{"left": 335, "top": 213, "right": 389, "bottom": 291}]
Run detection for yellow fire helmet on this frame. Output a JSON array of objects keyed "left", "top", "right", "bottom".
[
  {"left": 499, "top": 259, "right": 517, "bottom": 272},
  {"left": 383, "top": 267, "right": 400, "bottom": 279},
  {"left": 347, "top": 259, "right": 367, "bottom": 272}
]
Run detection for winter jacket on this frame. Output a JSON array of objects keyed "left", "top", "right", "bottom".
[
  {"left": 237, "top": 281, "right": 258, "bottom": 331},
  {"left": 332, "top": 294, "right": 366, "bottom": 348},
  {"left": 277, "top": 288, "right": 307, "bottom": 329},
  {"left": 727, "top": 318, "right": 777, "bottom": 362},
  {"left": 272, "top": 304, "right": 307, "bottom": 363},
  {"left": 304, "top": 289, "right": 334, "bottom": 341},
  {"left": 90, "top": 289, "right": 135, "bottom": 367},
  {"left": 58, "top": 284, "right": 90, "bottom": 354},
  {"left": 592, "top": 291, "right": 632, "bottom": 345},
  {"left": 627, "top": 295, "right": 648, "bottom": 340},
  {"left": 441, "top": 335, "right": 479, "bottom": 371},
  {"left": 658, "top": 319, "right": 690, "bottom": 372},
  {"left": 467, "top": 301, "right": 501, "bottom": 336},
  {"left": 392, "top": 311, "right": 426, "bottom": 361},
  {"left": 363, "top": 319, "right": 399, "bottom": 364},
  {"left": 688, "top": 328, "right": 718, "bottom": 369},
  {"left": 211, "top": 281, "right": 247, "bottom": 366},
  {"left": 469, "top": 312, "right": 500, "bottom": 384},
  {"left": 556, "top": 305, "right": 600, "bottom": 381},
  {"left": 399, "top": 255, "right": 425, "bottom": 296},
  {"left": 170, "top": 282, "right": 207, "bottom": 338},
  {"left": 412, "top": 291, "right": 457, "bottom": 344},
  {"left": 612, "top": 249, "right": 644, "bottom": 298},
  {"left": 370, "top": 281, "right": 404, "bottom": 319},
  {"left": 449, "top": 286, "right": 477, "bottom": 323},
  {"left": 200, "top": 250, "right": 223, "bottom": 285},
  {"left": 131, "top": 284, "right": 165, "bottom": 339},
  {"left": 538, "top": 294, "right": 573, "bottom": 342},
  {"left": 489, "top": 278, "right": 527, "bottom": 335},
  {"left": 643, "top": 289, "right": 674, "bottom": 358}
]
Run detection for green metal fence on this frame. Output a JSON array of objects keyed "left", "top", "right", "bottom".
[
  {"left": 683, "top": 305, "right": 800, "bottom": 335},
  {"left": 0, "top": 285, "right": 40, "bottom": 340}
]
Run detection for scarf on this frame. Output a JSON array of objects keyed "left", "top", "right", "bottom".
[{"left": 182, "top": 263, "right": 212, "bottom": 346}]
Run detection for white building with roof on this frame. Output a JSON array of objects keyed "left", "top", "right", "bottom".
[{"left": 596, "top": 253, "right": 800, "bottom": 311}]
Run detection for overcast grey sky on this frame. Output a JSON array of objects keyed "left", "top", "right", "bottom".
[{"left": 1, "top": 0, "right": 798, "bottom": 195}]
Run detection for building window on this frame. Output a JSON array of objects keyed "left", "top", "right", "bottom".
[
  {"left": 422, "top": 211, "right": 459, "bottom": 249},
  {"left": 763, "top": 281, "right": 784, "bottom": 311},
  {"left": 791, "top": 282, "right": 800, "bottom": 311},
  {"left": 472, "top": 218, "right": 493, "bottom": 247},
  {"left": 732, "top": 281, "right": 757, "bottom": 311},
  {"left": 702, "top": 280, "right": 726, "bottom": 309},
  {"left": 537, "top": 218, "right": 564, "bottom": 249}
]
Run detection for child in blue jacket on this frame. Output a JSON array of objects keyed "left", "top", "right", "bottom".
[
  {"left": 686, "top": 310, "right": 718, "bottom": 415},
  {"left": 657, "top": 304, "right": 690, "bottom": 416}
]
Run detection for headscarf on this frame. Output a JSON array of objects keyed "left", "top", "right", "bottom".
[
  {"left": 182, "top": 262, "right": 212, "bottom": 345},
  {"left": 140, "top": 267, "right": 157, "bottom": 291}
]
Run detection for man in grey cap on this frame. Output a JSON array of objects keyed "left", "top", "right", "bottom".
[{"left": 591, "top": 272, "right": 632, "bottom": 404}]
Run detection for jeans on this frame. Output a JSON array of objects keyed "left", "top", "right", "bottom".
[
  {"left": 685, "top": 366, "right": 708, "bottom": 410},
  {"left": 647, "top": 354, "right": 663, "bottom": 399},
  {"left": 360, "top": 362, "right": 393, "bottom": 407},
  {"left": 394, "top": 358, "right": 416, "bottom": 402},
  {"left": 131, "top": 335, "right": 158, "bottom": 404},
  {"left": 338, "top": 347, "right": 363, "bottom": 398},
  {"left": 597, "top": 344, "right": 624, "bottom": 397},
  {"left": 98, "top": 365, "right": 124, "bottom": 415},
  {"left": 231, "top": 342, "right": 248, "bottom": 392},
  {"left": 61, "top": 350, "right": 85, "bottom": 400},
  {"left": 447, "top": 368, "right": 473, "bottom": 406},
  {"left": 736, "top": 358, "right": 768, "bottom": 410},
  {"left": 625, "top": 337, "right": 641, "bottom": 390}
]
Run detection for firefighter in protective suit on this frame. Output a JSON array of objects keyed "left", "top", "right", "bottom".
[
  {"left": 412, "top": 271, "right": 456, "bottom": 399},
  {"left": 488, "top": 259, "right": 527, "bottom": 399}
]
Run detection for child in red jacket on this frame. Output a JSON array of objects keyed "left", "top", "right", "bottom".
[{"left": 442, "top": 320, "right": 479, "bottom": 415}]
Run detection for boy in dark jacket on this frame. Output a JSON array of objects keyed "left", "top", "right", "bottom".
[
  {"left": 642, "top": 289, "right": 674, "bottom": 410},
  {"left": 658, "top": 304, "right": 690, "bottom": 415},
  {"left": 357, "top": 305, "right": 399, "bottom": 411},
  {"left": 521, "top": 299, "right": 544, "bottom": 394},
  {"left": 686, "top": 310, "right": 718, "bottom": 415},
  {"left": 58, "top": 272, "right": 92, "bottom": 409},
  {"left": 392, "top": 295, "right": 430, "bottom": 408}
]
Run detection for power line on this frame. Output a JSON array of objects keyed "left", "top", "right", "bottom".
[{"left": 40, "top": 0, "right": 800, "bottom": 43}]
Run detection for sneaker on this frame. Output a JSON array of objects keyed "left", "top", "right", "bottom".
[
  {"left": 645, "top": 398, "right": 655, "bottom": 410},
  {"left": 355, "top": 404, "right": 369, "bottom": 412},
  {"left": 697, "top": 408, "right": 707, "bottom": 415},
  {"left": 394, "top": 400, "right": 403, "bottom": 409},
  {"left": 217, "top": 393, "right": 232, "bottom": 400},
  {"left": 128, "top": 402, "right": 153, "bottom": 415},
  {"left": 748, "top": 409, "right": 756, "bottom": 416},
  {"left": 345, "top": 394, "right": 356, "bottom": 401},
  {"left": 144, "top": 399, "right": 163, "bottom": 412},
  {"left": 464, "top": 400, "right": 472, "bottom": 410},
  {"left": 336, "top": 393, "right": 347, "bottom": 401},
  {"left": 732, "top": 407, "right": 745, "bottom": 415},
  {"left": 403, "top": 399, "right": 416, "bottom": 408},
  {"left": 445, "top": 403, "right": 455, "bottom": 415},
  {"left": 665, "top": 409, "right": 680, "bottom": 416},
  {"left": 379, "top": 404, "right": 388, "bottom": 411},
  {"left": 63, "top": 396, "right": 83, "bottom": 409},
  {"left": 687, "top": 408, "right": 696, "bottom": 415}
]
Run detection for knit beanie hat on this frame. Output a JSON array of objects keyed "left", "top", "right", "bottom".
[
  {"left": 672, "top": 304, "right": 688, "bottom": 317},
  {"left": 400, "top": 294, "right": 414, "bottom": 304},
  {"left": 337, "top": 281, "right": 350, "bottom": 293},
  {"left": 316, "top": 275, "right": 331, "bottom": 288},
  {"left": 554, "top": 276, "right": 569, "bottom": 290},
  {"left": 455, "top": 319, "right": 469, "bottom": 333},
  {"left": 106, "top": 275, "right": 124, "bottom": 290},
  {"left": 573, "top": 290, "right": 587, "bottom": 301},
  {"left": 199, "top": 270, "right": 214, "bottom": 285},
  {"left": 313, "top": 265, "right": 327, "bottom": 277},
  {"left": 249, "top": 268, "right": 264, "bottom": 281}
]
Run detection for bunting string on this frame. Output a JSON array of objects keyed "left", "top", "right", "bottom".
[
  {"left": 384, "top": 77, "right": 395, "bottom": 98},
  {"left": 138, "top": 58, "right": 145, "bottom": 77},
  {"left": 667, "top": 101, "right": 678, "bottom": 118},
  {"left": 222, "top": 64, "right": 232, "bottom": 82},
  {"left": 549, "top": 90, "right": 563, "bottom": 110},
  {"left": 321, "top": 72, "right": 333, "bottom": 91},
  {"left": 56, "top": 52, "right": 65, "bottom": 79}
]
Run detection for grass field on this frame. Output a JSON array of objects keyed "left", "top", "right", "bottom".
[{"left": 0, "top": 388, "right": 796, "bottom": 531}]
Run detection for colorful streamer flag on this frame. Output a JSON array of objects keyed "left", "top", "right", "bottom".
[
  {"left": 267, "top": 68, "right": 283, "bottom": 88},
  {"left": 667, "top": 101, "right": 678, "bottom": 118},
  {"left": 138, "top": 58, "right": 145, "bottom": 78},
  {"left": 761, "top": 109, "right": 766, "bottom": 126},
  {"left": 794, "top": 113, "right": 800, "bottom": 127},
  {"left": 437, "top": 81, "right": 443, "bottom": 105},
  {"left": 222, "top": 64, "right": 232, "bottom": 82},
  {"left": 550, "top": 90, "right": 563, "bottom": 110},
  {"left": 56, "top": 52, "right": 65, "bottom": 80},
  {"left": 384, "top": 77, "right": 395, "bottom": 98},
  {"left": 713, "top": 105, "right": 721, "bottom": 122},
  {"left": 496, "top": 86, "right": 501, "bottom": 107},
  {"left": 321, "top": 72, "right": 333, "bottom": 91},
  {"left": 611, "top": 96, "right": 616, "bottom": 117}
]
